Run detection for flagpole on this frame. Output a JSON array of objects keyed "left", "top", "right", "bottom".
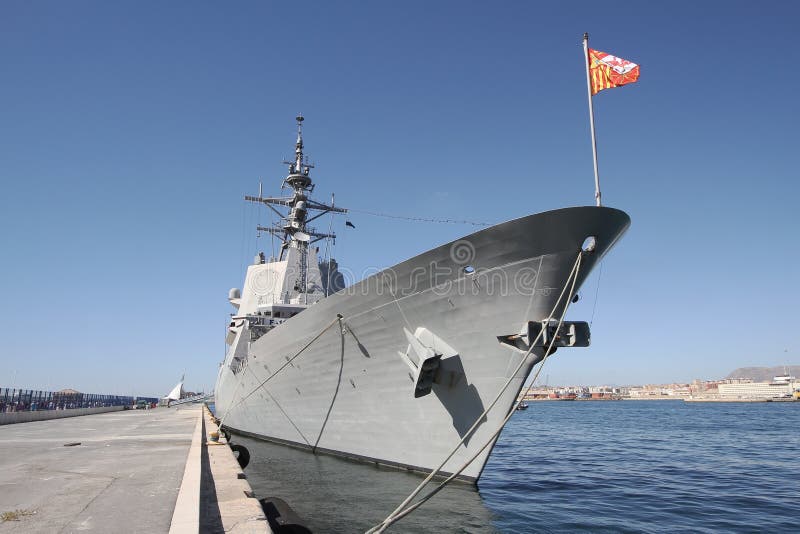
[{"left": 583, "top": 32, "right": 602, "bottom": 207}]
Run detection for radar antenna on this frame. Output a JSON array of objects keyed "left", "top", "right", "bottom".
[{"left": 245, "top": 115, "right": 347, "bottom": 297}]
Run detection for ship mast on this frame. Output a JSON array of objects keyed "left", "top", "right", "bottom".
[{"left": 245, "top": 115, "right": 347, "bottom": 298}]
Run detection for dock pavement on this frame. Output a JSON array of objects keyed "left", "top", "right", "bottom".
[{"left": 0, "top": 404, "right": 270, "bottom": 533}]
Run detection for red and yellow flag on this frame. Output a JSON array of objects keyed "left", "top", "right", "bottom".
[{"left": 588, "top": 49, "right": 640, "bottom": 95}]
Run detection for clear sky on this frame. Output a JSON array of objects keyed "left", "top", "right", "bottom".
[{"left": 1, "top": 1, "right": 798, "bottom": 396}]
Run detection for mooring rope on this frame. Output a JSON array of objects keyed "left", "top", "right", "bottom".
[
  {"left": 590, "top": 260, "right": 603, "bottom": 326},
  {"left": 218, "top": 315, "right": 343, "bottom": 429},
  {"left": 367, "top": 252, "right": 584, "bottom": 533}
]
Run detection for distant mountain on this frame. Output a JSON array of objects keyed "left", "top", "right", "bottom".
[{"left": 726, "top": 365, "right": 800, "bottom": 382}]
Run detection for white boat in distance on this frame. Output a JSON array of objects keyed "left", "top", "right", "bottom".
[{"left": 214, "top": 116, "right": 630, "bottom": 482}]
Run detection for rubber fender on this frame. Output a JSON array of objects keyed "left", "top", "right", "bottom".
[
  {"left": 230, "top": 443, "right": 250, "bottom": 469},
  {"left": 258, "top": 497, "right": 312, "bottom": 533}
]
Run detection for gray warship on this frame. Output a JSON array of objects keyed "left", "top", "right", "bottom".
[{"left": 214, "top": 116, "right": 630, "bottom": 482}]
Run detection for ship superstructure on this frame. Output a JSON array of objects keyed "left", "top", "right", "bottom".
[
  {"left": 215, "top": 117, "right": 630, "bottom": 482},
  {"left": 246, "top": 115, "right": 346, "bottom": 302}
]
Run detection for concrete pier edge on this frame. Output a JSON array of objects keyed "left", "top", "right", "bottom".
[
  {"left": 169, "top": 407, "right": 204, "bottom": 532},
  {"left": 169, "top": 405, "right": 270, "bottom": 533}
]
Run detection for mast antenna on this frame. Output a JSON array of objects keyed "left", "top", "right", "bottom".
[{"left": 244, "top": 115, "right": 347, "bottom": 297}]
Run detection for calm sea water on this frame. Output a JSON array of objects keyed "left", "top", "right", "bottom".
[{"left": 222, "top": 401, "right": 799, "bottom": 533}]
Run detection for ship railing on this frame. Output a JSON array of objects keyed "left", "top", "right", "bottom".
[{"left": 169, "top": 393, "right": 213, "bottom": 406}]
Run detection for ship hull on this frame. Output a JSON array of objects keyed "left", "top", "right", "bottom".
[{"left": 215, "top": 206, "right": 630, "bottom": 482}]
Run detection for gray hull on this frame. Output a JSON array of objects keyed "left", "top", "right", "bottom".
[{"left": 215, "top": 206, "right": 630, "bottom": 482}]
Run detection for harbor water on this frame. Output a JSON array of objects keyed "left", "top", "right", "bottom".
[{"left": 227, "top": 400, "right": 799, "bottom": 532}]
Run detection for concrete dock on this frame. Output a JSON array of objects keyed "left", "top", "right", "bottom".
[{"left": 0, "top": 405, "right": 270, "bottom": 533}]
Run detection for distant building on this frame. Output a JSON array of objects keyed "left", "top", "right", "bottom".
[
  {"left": 717, "top": 376, "right": 796, "bottom": 399},
  {"left": 628, "top": 384, "right": 691, "bottom": 397}
]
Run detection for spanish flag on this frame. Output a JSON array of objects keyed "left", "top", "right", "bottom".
[{"left": 588, "top": 49, "right": 640, "bottom": 95}]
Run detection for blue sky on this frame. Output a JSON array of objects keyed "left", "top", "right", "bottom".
[{"left": 1, "top": 1, "right": 798, "bottom": 396}]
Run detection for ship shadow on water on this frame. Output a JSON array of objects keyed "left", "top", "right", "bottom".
[{"left": 238, "top": 433, "right": 500, "bottom": 533}]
